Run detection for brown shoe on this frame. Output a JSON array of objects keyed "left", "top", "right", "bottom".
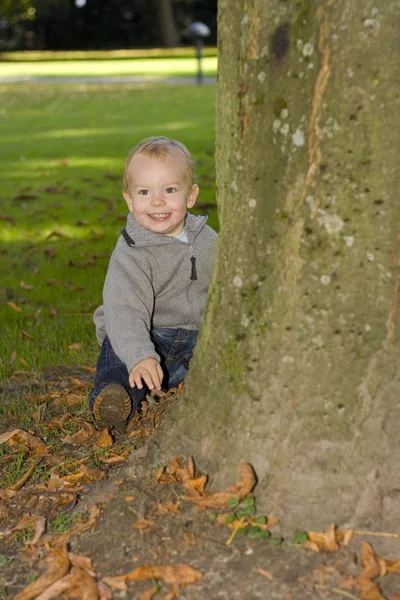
[{"left": 92, "top": 384, "right": 132, "bottom": 433}]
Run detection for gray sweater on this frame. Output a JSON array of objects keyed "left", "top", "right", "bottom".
[{"left": 94, "top": 212, "right": 218, "bottom": 372}]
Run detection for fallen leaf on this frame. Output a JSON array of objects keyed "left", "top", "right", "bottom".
[
  {"left": 140, "top": 585, "right": 158, "bottom": 600},
  {"left": 14, "top": 544, "right": 70, "bottom": 600},
  {"left": 6, "top": 429, "right": 44, "bottom": 449},
  {"left": 133, "top": 519, "right": 155, "bottom": 530},
  {"left": 357, "top": 577, "right": 386, "bottom": 600},
  {"left": 336, "top": 528, "right": 355, "bottom": 546},
  {"left": 360, "top": 542, "right": 384, "bottom": 579},
  {"left": 306, "top": 524, "right": 340, "bottom": 552},
  {"left": 256, "top": 568, "right": 273, "bottom": 580},
  {"left": 83, "top": 364, "right": 96, "bottom": 373},
  {"left": 55, "top": 505, "right": 101, "bottom": 544},
  {"left": 63, "top": 464, "right": 104, "bottom": 483},
  {"left": 20, "top": 281, "right": 34, "bottom": 290},
  {"left": 102, "top": 576, "right": 128, "bottom": 591},
  {"left": 387, "top": 559, "right": 400, "bottom": 573},
  {"left": 68, "top": 343, "right": 83, "bottom": 351},
  {"left": 190, "top": 463, "right": 256, "bottom": 507},
  {"left": 28, "top": 515, "right": 46, "bottom": 546},
  {"left": 97, "top": 581, "right": 113, "bottom": 600},
  {"left": 7, "top": 301, "right": 22, "bottom": 312},
  {"left": 127, "top": 564, "right": 203, "bottom": 587},
  {"left": 21, "top": 330, "right": 33, "bottom": 340},
  {"left": 62, "top": 422, "right": 96, "bottom": 444},
  {"left": 162, "top": 588, "right": 179, "bottom": 600},
  {"left": 124, "top": 496, "right": 135, "bottom": 503},
  {"left": 94, "top": 428, "right": 113, "bottom": 449},
  {"left": 10, "top": 459, "right": 42, "bottom": 491},
  {"left": 155, "top": 500, "right": 180, "bottom": 515}
]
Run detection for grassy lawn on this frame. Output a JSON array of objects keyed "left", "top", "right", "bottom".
[
  {"left": 0, "top": 82, "right": 217, "bottom": 384},
  {"left": 0, "top": 56, "right": 217, "bottom": 79}
]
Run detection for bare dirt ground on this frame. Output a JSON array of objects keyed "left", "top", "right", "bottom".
[{"left": 1, "top": 369, "right": 400, "bottom": 600}]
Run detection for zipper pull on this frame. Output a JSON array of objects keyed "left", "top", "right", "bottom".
[{"left": 189, "top": 245, "right": 198, "bottom": 281}]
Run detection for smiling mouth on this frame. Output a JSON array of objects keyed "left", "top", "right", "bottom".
[{"left": 148, "top": 213, "right": 171, "bottom": 221}]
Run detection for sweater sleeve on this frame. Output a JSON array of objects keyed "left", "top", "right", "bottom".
[{"left": 103, "top": 249, "right": 159, "bottom": 372}]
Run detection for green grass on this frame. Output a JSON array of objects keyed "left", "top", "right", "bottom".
[
  {"left": 0, "top": 47, "right": 217, "bottom": 62},
  {"left": 0, "top": 82, "right": 217, "bottom": 382},
  {"left": 0, "top": 57, "right": 217, "bottom": 79}
]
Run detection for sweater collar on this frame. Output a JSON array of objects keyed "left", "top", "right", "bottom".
[{"left": 124, "top": 212, "right": 207, "bottom": 246}]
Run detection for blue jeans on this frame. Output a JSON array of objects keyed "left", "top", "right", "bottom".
[{"left": 89, "top": 328, "right": 198, "bottom": 418}]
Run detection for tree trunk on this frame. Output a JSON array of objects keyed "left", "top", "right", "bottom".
[
  {"left": 154, "top": 0, "right": 179, "bottom": 47},
  {"left": 150, "top": 0, "right": 400, "bottom": 530}
]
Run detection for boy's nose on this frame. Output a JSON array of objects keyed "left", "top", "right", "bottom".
[{"left": 151, "top": 192, "right": 166, "bottom": 205}]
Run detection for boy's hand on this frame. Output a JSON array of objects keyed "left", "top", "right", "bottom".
[{"left": 129, "top": 358, "right": 163, "bottom": 391}]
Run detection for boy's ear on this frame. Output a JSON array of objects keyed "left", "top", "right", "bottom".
[
  {"left": 186, "top": 184, "right": 199, "bottom": 209},
  {"left": 123, "top": 190, "right": 133, "bottom": 212}
]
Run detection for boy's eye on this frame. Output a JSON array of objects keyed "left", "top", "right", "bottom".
[
  {"left": 165, "top": 187, "right": 177, "bottom": 193},
  {"left": 138, "top": 189, "right": 150, "bottom": 196}
]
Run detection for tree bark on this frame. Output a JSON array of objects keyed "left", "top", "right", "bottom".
[
  {"left": 150, "top": 0, "right": 400, "bottom": 531},
  {"left": 153, "top": 0, "right": 179, "bottom": 47}
]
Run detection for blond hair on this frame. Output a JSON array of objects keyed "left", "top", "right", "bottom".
[{"left": 123, "top": 136, "right": 195, "bottom": 193}]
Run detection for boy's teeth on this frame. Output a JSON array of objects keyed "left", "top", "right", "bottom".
[{"left": 151, "top": 213, "right": 168, "bottom": 217}]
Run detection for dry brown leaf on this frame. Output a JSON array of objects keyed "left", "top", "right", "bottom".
[
  {"left": 126, "top": 564, "right": 203, "bottom": 587},
  {"left": 94, "top": 428, "right": 113, "bottom": 449},
  {"left": 102, "top": 576, "right": 128, "bottom": 591},
  {"left": 124, "top": 496, "right": 135, "bottom": 503},
  {"left": 34, "top": 572, "right": 74, "bottom": 600},
  {"left": 161, "top": 588, "right": 179, "bottom": 600},
  {"left": 7, "top": 301, "right": 22, "bottom": 312},
  {"left": 190, "top": 463, "right": 256, "bottom": 507},
  {"left": 303, "top": 540, "right": 322, "bottom": 553},
  {"left": 133, "top": 519, "right": 155, "bottom": 530},
  {"left": 63, "top": 422, "right": 97, "bottom": 444},
  {"left": 387, "top": 559, "right": 400, "bottom": 573},
  {"left": 68, "top": 552, "right": 94, "bottom": 574},
  {"left": 63, "top": 464, "right": 104, "bottom": 484},
  {"left": 185, "top": 475, "right": 207, "bottom": 496},
  {"left": 357, "top": 577, "right": 386, "bottom": 600},
  {"left": 97, "top": 581, "right": 113, "bottom": 600},
  {"left": 20, "top": 281, "right": 34, "bottom": 290},
  {"left": 217, "top": 515, "right": 247, "bottom": 531},
  {"left": 155, "top": 500, "right": 180, "bottom": 515},
  {"left": 360, "top": 542, "right": 383, "bottom": 580},
  {"left": 307, "top": 524, "right": 340, "bottom": 552},
  {"left": 68, "top": 343, "right": 83, "bottom": 351},
  {"left": 336, "top": 528, "right": 355, "bottom": 546},
  {"left": 83, "top": 364, "right": 96, "bottom": 373},
  {"left": 127, "top": 429, "right": 142, "bottom": 438},
  {"left": 5, "top": 429, "right": 44, "bottom": 449},
  {"left": 28, "top": 515, "right": 46, "bottom": 546},
  {"left": 55, "top": 505, "right": 101, "bottom": 544},
  {"left": 98, "top": 453, "right": 128, "bottom": 465},
  {"left": 256, "top": 568, "right": 273, "bottom": 580},
  {"left": 14, "top": 544, "right": 70, "bottom": 600},
  {"left": 140, "top": 586, "right": 158, "bottom": 600},
  {"left": 10, "top": 459, "right": 42, "bottom": 491}
]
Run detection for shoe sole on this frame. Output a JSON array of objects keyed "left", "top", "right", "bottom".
[{"left": 92, "top": 384, "right": 131, "bottom": 433}]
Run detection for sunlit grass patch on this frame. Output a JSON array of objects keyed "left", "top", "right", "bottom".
[
  {"left": 0, "top": 56, "right": 217, "bottom": 79},
  {"left": 0, "top": 83, "right": 217, "bottom": 382}
]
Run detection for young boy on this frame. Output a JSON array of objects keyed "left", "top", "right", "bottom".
[{"left": 89, "top": 136, "right": 218, "bottom": 432}]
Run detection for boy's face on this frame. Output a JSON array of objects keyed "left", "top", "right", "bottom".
[{"left": 123, "top": 151, "right": 199, "bottom": 237}]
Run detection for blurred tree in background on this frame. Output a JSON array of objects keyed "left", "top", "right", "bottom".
[{"left": 0, "top": 0, "right": 217, "bottom": 50}]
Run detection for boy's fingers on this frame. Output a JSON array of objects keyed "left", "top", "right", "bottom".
[
  {"left": 132, "top": 370, "right": 144, "bottom": 389},
  {"left": 156, "top": 364, "right": 164, "bottom": 383},
  {"left": 140, "top": 369, "right": 155, "bottom": 390},
  {"left": 129, "top": 373, "right": 136, "bottom": 388}
]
